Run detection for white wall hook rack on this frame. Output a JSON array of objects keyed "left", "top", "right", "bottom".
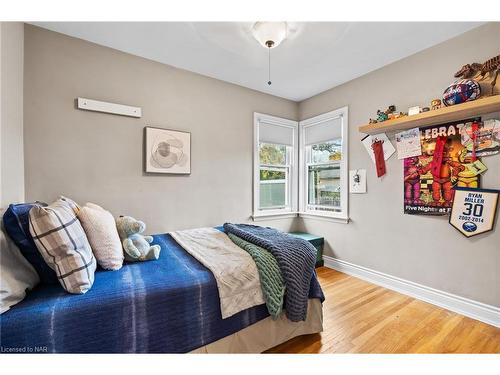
[{"left": 77, "top": 97, "right": 142, "bottom": 118}]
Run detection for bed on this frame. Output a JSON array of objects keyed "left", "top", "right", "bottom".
[{"left": 0, "top": 232, "right": 324, "bottom": 353}]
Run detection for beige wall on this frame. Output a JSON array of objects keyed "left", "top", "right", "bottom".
[
  {"left": 0, "top": 22, "right": 25, "bottom": 208},
  {"left": 298, "top": 22, "right": 500, "bottom": 307},
  {"left": 23, "top": 25, "right": 298, "bottom": 233}
]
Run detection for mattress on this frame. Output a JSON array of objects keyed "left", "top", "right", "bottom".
[
  {"left": 191, "top": 299, "right": 323, "bottom": 353},
  {"left": 0, "top": 233, "right": 324, "bottom": 353}
]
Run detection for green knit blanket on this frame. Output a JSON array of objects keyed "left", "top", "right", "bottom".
[{"left": 227, "top": 233, "right": 285, "bottom": 319}]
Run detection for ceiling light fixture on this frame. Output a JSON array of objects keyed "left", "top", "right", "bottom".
[{"left": 251, "top": 22, "right": 288, "bottom": 86}]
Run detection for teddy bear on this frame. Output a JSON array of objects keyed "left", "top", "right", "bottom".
[{"left": 115, "top": 216, "right": 161, "bottom": 262}]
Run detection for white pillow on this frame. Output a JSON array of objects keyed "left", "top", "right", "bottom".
[
  {"left": 78, "top": 203, "right": 123, "bottom": 270},
  {"left": 1, "top": 209, "right": 40, "bottom": 314}
]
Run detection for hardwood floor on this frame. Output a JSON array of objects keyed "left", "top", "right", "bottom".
[{"left": 266, "top": 267, "right": 500, "bottom": 353}]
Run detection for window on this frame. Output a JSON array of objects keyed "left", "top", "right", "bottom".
[
  {"left": 253, "top": 109, "right": 347, "bottom": 222},
  {"left": 253, "top": 113, "right": 298, "bottom": 218},
  {"left": 259, "top": 143, "right": 289, "bottom": 209},
  {"left": 299, "top": 107, "right": 348, "bottom": 221}
]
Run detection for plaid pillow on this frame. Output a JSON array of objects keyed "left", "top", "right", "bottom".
[{"left": 28, "top": 197, "right": 96, "bottom": 294}]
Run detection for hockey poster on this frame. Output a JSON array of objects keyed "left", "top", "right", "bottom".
[
  {"left": 449, "top": 187, "right": 499, "bottom": 237},
  {"left": 404, "top": 118, "right": 486, "bottom": 216}
]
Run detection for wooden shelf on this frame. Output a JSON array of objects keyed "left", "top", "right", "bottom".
[{"left": 358, "top": 95, "right": 500, "bottom": 135}]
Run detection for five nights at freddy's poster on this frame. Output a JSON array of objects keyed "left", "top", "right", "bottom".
[{"left": 403, "top": 119, "right": 485, "bottom": 216}]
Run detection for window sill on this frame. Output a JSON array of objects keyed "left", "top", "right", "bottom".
[
  {"left": 298, "top": 212, "right": 349, "bottom": 224},
  {"left": 252, "top": 212, "right": 298, "bottom": 221}
]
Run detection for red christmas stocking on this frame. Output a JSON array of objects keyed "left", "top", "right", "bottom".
[{"left": 372, "top": 140, "right": 386, "bottom": 177}]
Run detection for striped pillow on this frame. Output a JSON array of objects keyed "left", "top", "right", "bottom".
[{"left": 28, "top": 197, "right": 96, "bottom": 294}]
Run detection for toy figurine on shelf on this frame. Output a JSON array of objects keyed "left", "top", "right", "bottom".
[
  {"left": 454, "top": 54, "right": 499, "bottom": 96},
  {"left": 377, "top": 109, "right": 389, "bottom": 122},
  {"left": 385, "top": 105, "right": 396, "bottom": 114},
  {"left": 384, "top": 105, "right": 396, "bottom": 119},
  {"left": 431, "top": 99, "right": 442, "bottom": 110},
  {"left": 368, "top": 105, "right": 406, "bottom": 124}
]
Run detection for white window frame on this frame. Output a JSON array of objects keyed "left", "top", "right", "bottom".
[
  {"left": 253, "top": 112, "right": 298, "bottom": 220},
  {"left": 299, "top": 107, "right": 349, "bottom": 223}
]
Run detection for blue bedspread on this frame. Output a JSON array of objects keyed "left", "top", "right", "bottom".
[{"left": 0, "top": 233, "right": 324, "bottom": 353}]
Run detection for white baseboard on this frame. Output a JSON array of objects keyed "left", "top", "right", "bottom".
[{"left": 323, "top": 255, "right": 500, "bottom": 328}]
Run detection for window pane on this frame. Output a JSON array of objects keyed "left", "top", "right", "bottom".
[
  {"left": 260, "top": 167, "right": 287, "bottom": 209},
  {"left": 308, "top": 164, "right": 341, "bottom": 209},
  {"left": 259, "top": 143, "right": 287, "bottom": 165},
  {"left": 260, "top": 169, "right": 285, "bottom": 181},
  {"left": 311, "top": 139, "right": 342, "bottom": 163}
]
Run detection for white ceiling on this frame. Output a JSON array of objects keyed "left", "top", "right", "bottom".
[{"left": 33, "top": 22, "right": 484, "bottom": 101}]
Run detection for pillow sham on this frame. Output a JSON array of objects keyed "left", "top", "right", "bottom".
[
  {"left": 2, "top": 202, "right": 58, "bottom": 284},
  {"left": 0, "top": 210, "right": 40, "bottom": 314},
  {"left": 78, "top": 203, "right": 123, "bottom": 270},
  {"left": 29, "top": 198, "right": 97, "bottom": 294}
]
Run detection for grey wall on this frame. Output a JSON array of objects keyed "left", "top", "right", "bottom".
[
  {"left": 23, "top": 23, "right": 500, "bottom": 307},
  {"left": 0, "top": 22, "right": 25, "bottom": 208},
  {"left": 23, "top": 25, "right": 298, "bottom": 234},
  {"left": 298, "top": 22, "right": 500, "bottom": 307}
]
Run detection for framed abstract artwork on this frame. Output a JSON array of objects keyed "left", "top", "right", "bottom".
[{"left": 144, "top": 126, "right": 191, "bottom": 174}]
